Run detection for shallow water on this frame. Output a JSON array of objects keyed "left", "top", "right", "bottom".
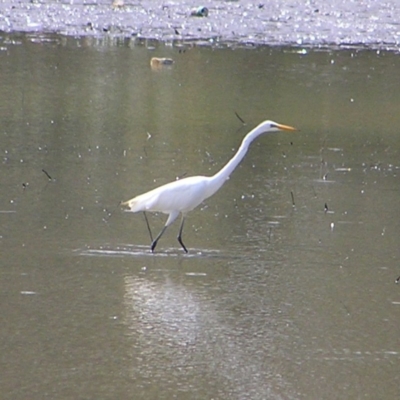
[{"left": 1, "top": 36, "right": 400, "bottom": 399}]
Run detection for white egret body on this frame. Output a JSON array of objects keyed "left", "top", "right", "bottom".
[{"left": 121, "top": 120, "right": 296, "bottom": 252}]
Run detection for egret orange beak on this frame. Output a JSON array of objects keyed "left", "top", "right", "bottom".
[{"left": 275, "top": 123, "right": 297, "bottom": 132}]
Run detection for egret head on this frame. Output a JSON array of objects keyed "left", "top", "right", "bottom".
[{"left": 258, "top": 120, "right": 297, "bottom": 134}]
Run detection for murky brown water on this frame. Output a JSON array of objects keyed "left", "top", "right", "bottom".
[{"left": 1, "top": 36, "right": 400, "bottom": 399}]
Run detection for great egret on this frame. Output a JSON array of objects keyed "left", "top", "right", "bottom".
[{"left": 121, "top": 120, "right": 297, "bottom": 253}]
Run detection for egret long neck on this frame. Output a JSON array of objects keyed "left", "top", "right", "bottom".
[{"left": 208, "top": 127, "right": 262, "bottom": 195}]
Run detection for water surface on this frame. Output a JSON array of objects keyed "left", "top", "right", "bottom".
[{"left": 1, "top": 36, "right": 400, "bottom": 399}]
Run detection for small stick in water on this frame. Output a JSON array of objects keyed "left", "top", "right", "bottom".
[
  {"left": 42, "top": 169, "right": 52, "bottom": 180},
  {"left": 290, "top": 191, "right": 295, "bottom": 206},
  {"left": 234, "top": 111, "right": 246, "bottom": 124}
]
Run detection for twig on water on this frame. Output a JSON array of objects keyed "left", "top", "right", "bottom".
[
  {"left": 234, "top": 111, "right": 246, "bottom": 124},
  {"left": 42, "top": 169, "right": 52, "bottom": 180},
  {"left": 290, "top": 191, "right": 295, "bottom": 207}
]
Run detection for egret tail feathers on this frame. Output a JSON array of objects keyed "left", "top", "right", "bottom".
[
  {"left": 120, "top": 192, "right": 151, "bottom": 212},
  {"left": 120, "top": 197, "right": 140, "bottom": 211}
]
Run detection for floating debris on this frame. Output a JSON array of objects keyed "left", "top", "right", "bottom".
[
  {"left": 42, "top": 169, "right": 52, "bottom": 180},
  {"left": 185, "top": 272, "right": 207, "bottom": 276},
  {"left": 335, "top": 167, "right": 352, "bottom": 172},
  {"left": 150, "top": 57, "right": 174, "bottom": 69},
  {"left": 111, "top": 0, "right": 124, "bottom": 8},
  {"left": 190, "top": 6, "right": 209, "bottom": 17},
  {"left": 234, "top": 111, "right": 246, "bottom": 124}
]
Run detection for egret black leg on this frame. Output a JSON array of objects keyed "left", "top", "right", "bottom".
[
  {"left": 143, "top": 212, "right": 153, "bottom": 242},
  {"left": 151, "top": 225, "right": 168, "bottom": 253},
  {"left": 177, "top": 217, "right": 188, "bottom": 253}
]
